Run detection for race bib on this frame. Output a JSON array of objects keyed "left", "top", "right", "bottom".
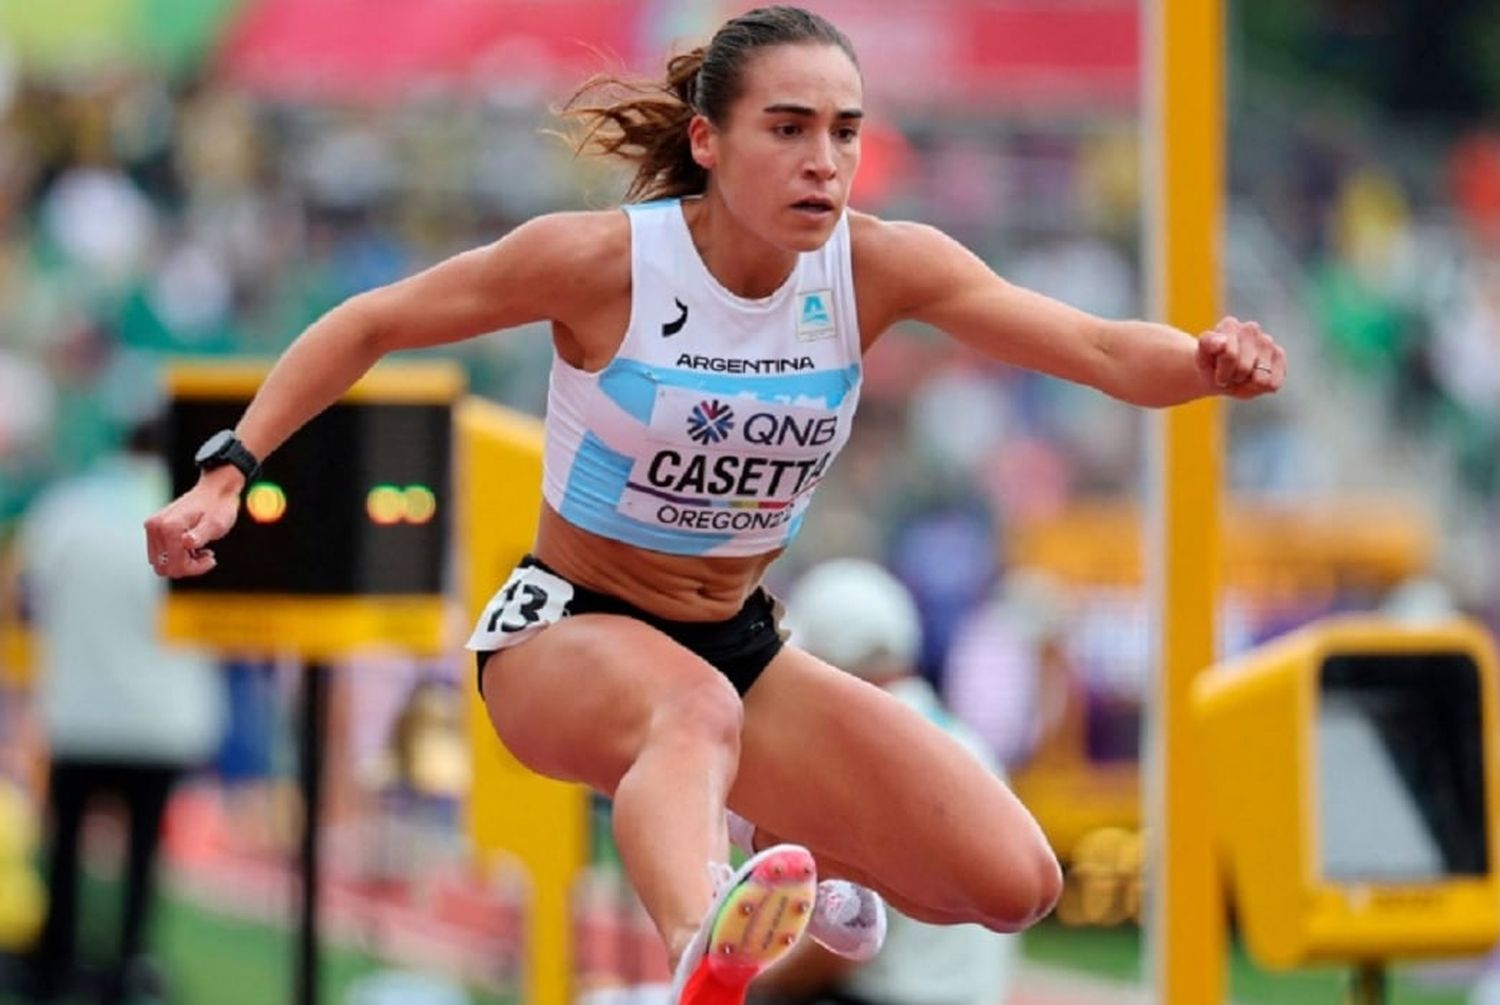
[
  {"left": 615, "top": 386, "right": 844, "bottom": 535},
  {"left": 466, "top": 563, "right": 575, "bottom": 651}
]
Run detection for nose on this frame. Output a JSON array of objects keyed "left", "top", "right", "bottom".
[{"left": 803, "top": 134, "right": 837, "bottom": 181}]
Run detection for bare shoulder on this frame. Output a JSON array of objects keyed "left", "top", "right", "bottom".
[
  {"left": 848, "top": 212, "right": 977, "bottom": 336},
  {"left": 497, "top": 209, "right": 631, "bottom": 303},
  {"left": 344, "top": 208, "right": 634, "bottom": 353},
  {"left": 848, "top": 211, "right": 957, "bottom": 267}
]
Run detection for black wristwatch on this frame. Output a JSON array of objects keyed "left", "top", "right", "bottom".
[{"left": 194, "top": 429, "right": 261, "bottom": 484}]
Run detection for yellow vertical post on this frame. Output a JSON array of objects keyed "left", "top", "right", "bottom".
[
  {"left": 1145, "top": 0, "right": 1227, "bottom": 1003},
  {"left": 457, "top": 398, "right": 588, "bottom": 1005}
]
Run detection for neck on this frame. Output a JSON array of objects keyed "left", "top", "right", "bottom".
[{"left": 683, "top": 189, "right": 798, "bottom": 299}]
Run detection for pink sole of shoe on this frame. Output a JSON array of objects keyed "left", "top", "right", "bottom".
[{"left": 678, "top": 846, "right": 816, "bottom": 1004}]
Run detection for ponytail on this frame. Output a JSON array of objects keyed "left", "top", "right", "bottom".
[
  {"left": 559, "top": 7, "right": 859, "bottom": 204},
  {"left": 559, "top": 47, "right": 708, "bottom": 203}
]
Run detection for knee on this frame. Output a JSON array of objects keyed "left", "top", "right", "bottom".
[
  {"left": 649, "top": 675, "right": 744, "bottom": 761},
  {"left": 969, "top": 840, "right": 1064, "bottom": 933}
]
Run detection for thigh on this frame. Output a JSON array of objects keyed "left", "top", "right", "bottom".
[
  {"left": 480, "top": 613, "right": 740, "bottom": 794},
  {"left": 729, "top": 646, "right": 1049, "bottom": 918}
]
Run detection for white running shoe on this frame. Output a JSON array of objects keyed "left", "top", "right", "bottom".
[
  {"left": 669, "top": 844, "right": 817, "bottom": 1005},
  {"left": 808, "top": 879, "right": 887, "bottom": 963},
  {"left": 724, "top": 811, "right": 888, "bottom": 963}
]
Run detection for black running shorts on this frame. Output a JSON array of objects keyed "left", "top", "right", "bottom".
[{"left": 471, "top": 554, "right": 786, "bottom": 698}]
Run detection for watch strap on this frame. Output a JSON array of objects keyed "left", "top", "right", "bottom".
[{"left": 201, "top": 432, "right": 261, "bottom": 484}]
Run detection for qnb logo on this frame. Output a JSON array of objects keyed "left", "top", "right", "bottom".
[{"left": 686, "top": 399, "right": 735, "bottom": 444}]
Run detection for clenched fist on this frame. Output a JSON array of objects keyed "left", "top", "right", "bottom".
[
  {"left": 143, "top": 466, "right": 244, "bottom": 578},
  {"left": 1196, "top": 316, "right": 1285, "bottom": 399}
]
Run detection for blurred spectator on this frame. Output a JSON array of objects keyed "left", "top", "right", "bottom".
[
  {"left": 1307, "top": 165, "right": 1421, "bottom": 384},
  {"left": 942, "top": 567, "right": 1075, "bottom": 771},
  {"left": 0, "top": 775, "right": 45, "bottom": 955},
  {"left": 38, "top": 165, "right": 157, "bottom": 288},
  {"left": 212, "top": 658, "right": 286, "bottom": 854},
  {"left": 752, "top": 558, "right": 1018, "bottom": 1005},
  {"left": 1424, "top": 243, "right": 1500, "bottom": 496},
  {"left": 1451, "top": 126, "right": 1500, "bottom": 246},
  {"left": 16, "top": 413, "right": 224, "bottom": 1003},
  {"left": 1380, "top": 573, "right": 1460, "bottom": 623},
  {"left": 888, "top": 503, "right": 998, "bottom": 687},
  {"left": 0, "top": 349, "right": 54, "bottom": 459},
  {"left": 945, "top": 571, "right": 1258, "bottom": 772}
]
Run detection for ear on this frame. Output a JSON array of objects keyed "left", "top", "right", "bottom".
[{"left": 688, "top": 114, "right": 717, "bottom": 171}]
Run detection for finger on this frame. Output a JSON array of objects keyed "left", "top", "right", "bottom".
[
  {"left": 1197, "top": 335, "right": 1224, "bottom": 382},
  {"left": 146, "top": 516, "right": 179, "bottom": 576},
  {"left": 1230, "top": 326, "right": 1260, "bottom": 384},
  {"left": 178, "top": 550, "right": 218, "bottom": 578},
  {"left": 183, "top": 522, "right": 217, "bottom": 552},
  {"left": 1234, "top": 341, "right": 1286, "bottom": 398},
  {"left": 1259, "top": 343, "right": 1287, "bottom": 389},
  {"left": 183, "top": 501, "right": 238, "bottom": 551},
  {"left": 176, "top": 505, "right": 218, "bottom": 554},
  {"left": 1247, "top": 330, "right": 1279, "bottom": 386},
  {"left": 144, "top": 515, "right": 165, "bottom": 570},
  {"left": 1214, "top": 327, "right": 1242, "bottom": 386},
  {"left": 1198, "top": 329, "right": 1228, "bottom": 356},
  {"left": 1250, "top": 356, "right": 1276, "bottom": 387}
]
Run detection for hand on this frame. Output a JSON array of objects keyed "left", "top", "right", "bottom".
[
  {"left": 1196, "top": 316, "right": 1286, "bottom": 399},
  {"left": 143, "top": 467, "right": 244, "bottom": 578}
]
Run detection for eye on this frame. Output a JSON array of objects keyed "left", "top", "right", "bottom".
[
  {"left": 773, "top": 122, "right": 802, "bottom": 138},
  {"left": 835, "top": 126, "right": 860, "bottom": 142}
]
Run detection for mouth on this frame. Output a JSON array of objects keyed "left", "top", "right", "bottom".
[{"left": 790, "top": 196, "right": 837, "bottom": 218}]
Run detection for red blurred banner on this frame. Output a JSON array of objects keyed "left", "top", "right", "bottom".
[
  {"left": 219, "top": 0, "right": 647, "bottom": 100},
  {"left": 802, "top": 0, "right": 1139, "bottom": 112},
  {"left": 219, "top": 0, "right": 1138, "bottom": 110}
]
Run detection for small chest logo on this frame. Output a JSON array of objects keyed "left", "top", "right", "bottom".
[
  {"left": 686, "top": 399, "right": 735, "bottom": 444},
  {"left": 662, "top": 298, "right": 689, "bottom": 337},
  {"left": 796, "top": 289, "right": 835, "bottom": 341}
]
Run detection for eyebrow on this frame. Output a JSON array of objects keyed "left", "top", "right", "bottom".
[{"left": 762, "top": 102, "right": 865, "bottom": 120}]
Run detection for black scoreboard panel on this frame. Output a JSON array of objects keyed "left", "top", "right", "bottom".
[
  {"left": 1317, "top": 651, "right": 1488, "bottom": 883},
  {"left": 167, "top": 398, "right": 451, "bottom": 596}
]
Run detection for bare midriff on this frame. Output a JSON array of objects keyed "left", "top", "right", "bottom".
[{"left": 533, "top": 504, "right": 782, "bottom": 621}]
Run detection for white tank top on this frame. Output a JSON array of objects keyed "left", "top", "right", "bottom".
[{"left": 541, "top": 197, "right": 864, "bottom": 557}]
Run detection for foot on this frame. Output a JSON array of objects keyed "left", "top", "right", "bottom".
[
  {"left": 808, "top": 879, "right": 887, "bottom": 963},
  {"left": 669, "top": 844, "right": 817, "bottom": 1004},
  {"left": 725, "top": 811, "right": 888, "bottom": 963}
]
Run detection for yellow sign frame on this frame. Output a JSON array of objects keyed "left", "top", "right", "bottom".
[
  {"left": 1195, "top": 616, "right": 1500, "bottom": 968},
  {"left": 456, "top": 398, "right": 588, "bottom": 1005},
  {"left": 160, "top": 359, "right": 464, "bottom": 658}
]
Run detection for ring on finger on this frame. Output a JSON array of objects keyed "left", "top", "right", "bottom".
[{"left": 1253, "top": 361, "right": 1272, "bottom": 374}]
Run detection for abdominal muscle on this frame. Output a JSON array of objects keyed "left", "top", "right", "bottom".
[{"left": 533, "top": 503, "right": 781, "bottom": 621}]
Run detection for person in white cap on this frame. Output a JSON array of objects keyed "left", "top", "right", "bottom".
[{"left": 742, "top": 558, "right": 1019, "bottom": 1005}]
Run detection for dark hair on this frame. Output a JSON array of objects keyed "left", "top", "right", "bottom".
[{"left": 560, "top": 6, "right": 860, "bottom": 203}]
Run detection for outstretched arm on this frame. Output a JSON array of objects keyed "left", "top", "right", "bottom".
[
  {"left": 144, "top": 210, "right": 615, "bottom": 578},
  {"left": 231, "top": 211, "right": 606, "bottom": 462},
  {"left": 854, "top": 217, "right": 1285, "bottom": 407}
]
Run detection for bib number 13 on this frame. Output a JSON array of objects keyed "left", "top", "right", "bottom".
[{"left": 482, "top": 566, "right": 573, "bottom": 635}]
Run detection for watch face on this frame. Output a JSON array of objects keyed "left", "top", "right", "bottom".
[{"left": 195, "top": 429, "right": 233, "bottom": 464}]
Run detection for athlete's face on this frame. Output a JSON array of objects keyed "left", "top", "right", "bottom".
[{"left": 692, "top": 43, "right": 863, "bottom": 252}]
